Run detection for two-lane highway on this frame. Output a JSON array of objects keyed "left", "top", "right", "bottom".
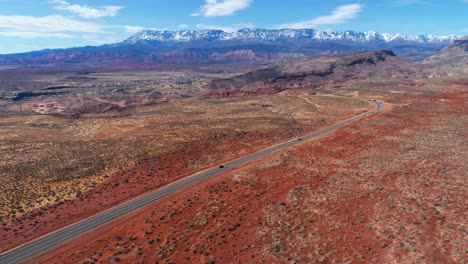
[{"left": 0, "top": 100, "right": 383, "bottom": 264}]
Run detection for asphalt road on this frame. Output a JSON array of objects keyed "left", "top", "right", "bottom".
[{"left": 0, "top": 100, "right": 383, "bottom": 264}]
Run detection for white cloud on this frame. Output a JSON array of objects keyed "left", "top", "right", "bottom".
[
  {"left": 0, "top": 31, "right": 74, "bottom": 39},
  {"left": 178, "top": 24, "right": 189, "bottom": 28},
  {"left": 193, "top": 0, "right": 252, "bottom": 17},
  {"left": 0, "top": 14, "right": 105, "bottom": 34},
  {"left": 274, "top": 4, "right": 363, "bottom": 29},
  {"left": 50, "top": 0, "right": 123, "bottom": 19},
  {"left": 195, "top": 23, "right": 254, "bottom": 32},
  {"left": 0, "top": 14, "right": 150, "bottom": 42},
  {"left": 123, "top": 25, "right": 144, "bottom": 33}
]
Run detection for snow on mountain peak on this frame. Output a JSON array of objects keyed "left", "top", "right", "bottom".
[{"left": 124, "top": 28, "right": 459, "bottom": 45}]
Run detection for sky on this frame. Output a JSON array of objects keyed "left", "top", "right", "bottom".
[{"left": 0, "top": 0, "right": 467, "bottom": 54}]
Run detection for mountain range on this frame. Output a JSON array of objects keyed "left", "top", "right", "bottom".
[
  {"left": 0, "top": 28, "right": 460, "bottom": 67},
  {"left": 126, "top": 29, "right": 458, "bottom": 44}
]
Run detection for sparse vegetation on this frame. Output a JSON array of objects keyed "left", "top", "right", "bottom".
[
  {"left": 1, "top": 42, "right": 466, "bottom": 263},
  {"left": 28, "top": 80, "right": 467, "bottom": 263},
  {"left": 0, "top": 69, "right": 369, "bottom": 252}
]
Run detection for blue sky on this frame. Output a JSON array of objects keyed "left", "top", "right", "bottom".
[{"left": 0, "top": 0, "right": 467, "bottom": 54}]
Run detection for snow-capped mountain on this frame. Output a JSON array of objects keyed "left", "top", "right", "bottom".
[
  {"left": 0, "top": 28, "right": 461, "bottom": 66},
  {"left": 125, "top": 28, "right": 459, "bottom": 45}
]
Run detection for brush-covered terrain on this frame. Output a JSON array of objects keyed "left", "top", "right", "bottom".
[
  {"left": 0, "top": 38, "right": 466, "bottom": 262},
  {"left": 32, "top": 80, "right": 467, "bottom": 264},
  {"left": 0, "top": 67, "right": 370, "bottom": 252}
]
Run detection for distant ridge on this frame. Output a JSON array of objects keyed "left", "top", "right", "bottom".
[
  {"left": 422, "top": 35, "right": 468, "bottom": 77},
  {"left": 207, "top": 50, "right": 419, "bottom": 96},
  {"left": 0, "top": 28, "right": 459, "bottom": 66}
]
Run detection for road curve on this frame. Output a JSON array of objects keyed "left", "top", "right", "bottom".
[{"left": 0, "top": 100, "right": 383, "bottom": 264}]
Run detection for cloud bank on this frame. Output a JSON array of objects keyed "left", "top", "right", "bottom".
[
  {"left": 275, "top": 4, "right": 363, "bottom": 29},
  {"left": 193, "top": 0, "right": 252, "bottom": 17},
  {"left": 50, "top": 0, "right": 123, "bottom": 19},
  {"left": 0, "top": 14, "right": 106, "bottom": 38}
]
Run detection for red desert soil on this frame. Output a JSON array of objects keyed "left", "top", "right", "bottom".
[
  {"left": 32, "top": 90, "right": 466, "bottom": 263},
  {"left": 0, "top": 131, "right": 294, "bottom": 251},
  {"left": 0, "top": 101, "right": 371, "bottom": 253}
]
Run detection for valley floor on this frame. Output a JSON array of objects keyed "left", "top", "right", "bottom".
[
  {"left": 0, "top": 85, "right": 369, "bottom": 253},
  {"left": 21, "top": 81, "right": 468, "bottom": 263}
]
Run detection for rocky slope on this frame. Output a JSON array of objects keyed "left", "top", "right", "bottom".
[
  {"left": 422, "top": 36, "right": 468, "bottom": 78},
  {"left": 0, "top": 29, "right": 458, "bottom": 66},
  {"left": 207, "top": 50, "right": 419, "bottom": 96}
]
